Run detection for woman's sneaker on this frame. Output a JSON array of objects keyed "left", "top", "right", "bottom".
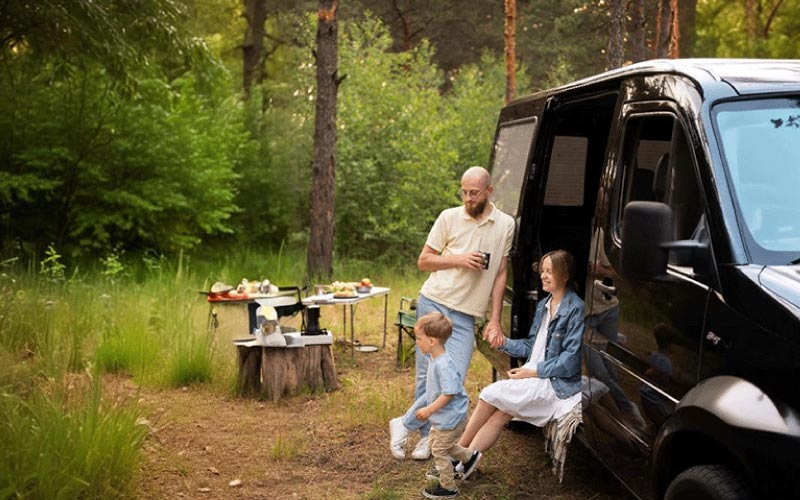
[
  {"left": 459, "top": 450, "right": 482, "bottom": 480},
  {"left": 422, "top": 483, "right": 458, "bottom": 499}
]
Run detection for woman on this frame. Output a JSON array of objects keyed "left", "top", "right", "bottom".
[{"left": 453, "top": 249, "right": 584, "bottom": 479}]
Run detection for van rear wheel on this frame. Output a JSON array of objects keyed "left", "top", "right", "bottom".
[{"left": 664, "top": 465, "right": 752, "bottom": 500}]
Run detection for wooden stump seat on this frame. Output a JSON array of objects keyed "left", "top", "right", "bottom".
[{"left": 236, "top": 344, "right": 338, "bottom": 401}]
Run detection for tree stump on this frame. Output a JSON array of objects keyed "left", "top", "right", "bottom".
[{"left": 235, "top": 344, "right": 338, "bottom": 401}]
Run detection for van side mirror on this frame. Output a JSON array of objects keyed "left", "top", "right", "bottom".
[{"left": 621, "top": 201, "right": 672, "bottom": 281}]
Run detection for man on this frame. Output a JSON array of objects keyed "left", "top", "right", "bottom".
[{"left": 389, "top": 166, "right": 515, "bottom": 460}]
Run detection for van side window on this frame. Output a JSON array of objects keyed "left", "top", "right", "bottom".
[
  {"left": 544, "top": 135, "right": 587, "bottom": 207},
  {"left": 617, "top": 114, "right": 705, "bottom": 265},
  {"left": 491, "top": 117, "right": 538, "bottom": 218}
]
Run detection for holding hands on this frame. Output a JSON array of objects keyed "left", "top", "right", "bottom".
[{"left": 483, "top": 320, "right": 506, "bottom": 349}]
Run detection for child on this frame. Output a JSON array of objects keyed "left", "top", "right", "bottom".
[
  {"left": 451, "top": 250, "right": 584, "bottom": 474},
  {"left": 413, "top": 312, "right": 478, "bottom": 500}
]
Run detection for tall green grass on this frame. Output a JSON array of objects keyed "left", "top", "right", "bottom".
[{"left": 0, "top": 372, "right": 147, "bottom": 500}]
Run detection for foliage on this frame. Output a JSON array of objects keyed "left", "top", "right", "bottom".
[
  {"left": 39, "top": 245, "right": 67, "bottom": 282},
  {"left": 227, "top": 13, "right": 316, "bottom": 248},
  {"left": 517, "top": 0, "right": 609, "bottom": 88},
  {"left": 0, "top": 57, "right": 246, "bottom": 255},
  {"left": 0, "top": 0, "right": 213, "bottom": 86},
  {"left": 334, "top": 16, "right": 514, "bottom": 259},
  {"left": 696, "top": 0, "right": 800, "bottom": 58}
]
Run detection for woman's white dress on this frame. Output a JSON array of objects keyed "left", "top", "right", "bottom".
[{"left": 479, "top": 300, "right": 582, "bottom": 427}]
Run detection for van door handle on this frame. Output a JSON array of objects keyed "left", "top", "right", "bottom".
[{"left": 593, "top": 279, "right": 617, "bottom": 296}]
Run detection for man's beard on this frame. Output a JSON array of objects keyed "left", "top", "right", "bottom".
[{"left": 465, "top": 198, "right": 487, "bottom": 218}]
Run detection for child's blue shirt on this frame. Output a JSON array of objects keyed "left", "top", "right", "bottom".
[{"left": 425, "top": 351, "right": 469, "bottom": 430}]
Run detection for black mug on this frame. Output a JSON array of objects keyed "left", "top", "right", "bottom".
[{"left": 481, "top": 252, "right": 491, "bottom": 270}]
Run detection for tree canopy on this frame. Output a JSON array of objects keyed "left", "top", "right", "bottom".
[{"left": 3, "top": 0, "right": 800, "bottom": 264}]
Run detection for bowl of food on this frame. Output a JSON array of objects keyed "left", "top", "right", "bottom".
[{"left": 356, "top": 278, "right": 373, "bottom": 294}]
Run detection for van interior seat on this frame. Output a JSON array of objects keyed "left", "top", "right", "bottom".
[
  {"left": 631, "top": 168, "right": 655, "bottom": 201},
  {"left": 652, "top": 153, "right": 670, "bottom": 202}
]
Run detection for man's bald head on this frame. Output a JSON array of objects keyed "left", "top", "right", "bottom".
[
  {"left": 462, "top": 166, "right": 491, "bottom": 189},
  {"left": 460, "top": 166, "right": 493, "bottom": 218}
]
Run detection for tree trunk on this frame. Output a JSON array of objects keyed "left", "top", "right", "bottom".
[
  {"left": 668, "top": 0, "right": 680, "bottom": 58},
  {"left": 631, "top": 0, "right": 646, "bottom": 63},
  {"left": 242, "top": 0, "right": 267, "bottom": 98},
  {"left": 745, "top": 0, "right": 757, "bottom": 49},
  {"left": 607, "top": 0, "right": 625, "bottom": 69},
  {"left": 504, "top": 0, "right": 516, "bottom": 104},
  {"left": 679, "top": 0, "right": 696, "bottom": 57},
  {"left": 307, "top": 0, "right": 340, "bottom": 279},
  {"left": 391, "top": 0, "right": 415, "bottom": 51},
  {"left": 654, "top": 0, "right": 671, "bottom": 58}
]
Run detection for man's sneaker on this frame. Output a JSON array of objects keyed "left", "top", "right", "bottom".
[
  {"left": 411, "top": 435, "right": 431, "bottom": 460},
  {"left": 459, "top": 450, "right": 482, "bottom": 480},
  {"left": 422, "top": 483, "right": 458, "bottom": 499},
  {"left": 389, "top": 417, "right": 409, "bottom": 459}
]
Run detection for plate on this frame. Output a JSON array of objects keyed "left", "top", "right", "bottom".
[{"left": 355, "top": 344, "right": 379, "bottom": 353}]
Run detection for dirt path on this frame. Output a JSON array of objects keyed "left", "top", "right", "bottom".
[{"left": 130, "top": 346, "right": 630, "bottom": 500}]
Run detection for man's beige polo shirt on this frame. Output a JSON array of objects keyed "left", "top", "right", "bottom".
[{"left": 420, "top": 203, "right": 515, "bottom": 317}]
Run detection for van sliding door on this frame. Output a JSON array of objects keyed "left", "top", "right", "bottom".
[{"left": 585, "top": 106, "right": 708, "bottom": 499}]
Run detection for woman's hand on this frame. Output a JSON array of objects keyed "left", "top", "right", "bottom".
[
  {"left": 507, "top": 367, "right": 537, "bottom": 379},
  {"left": 415, "top": 407, "right": 432, "bottom": 421},
  {"left": 483, "top": 321, "right": 506, "bottom": 349}
]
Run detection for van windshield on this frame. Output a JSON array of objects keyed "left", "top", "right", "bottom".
[{"left": 714, "top": 97, "right": 800, "bottom": 260}]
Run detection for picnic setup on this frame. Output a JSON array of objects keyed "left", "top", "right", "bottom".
[{"left": 203, "top": 277, "right": 390, "bottom": 401}]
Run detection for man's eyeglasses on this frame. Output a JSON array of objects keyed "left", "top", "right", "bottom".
[{"left": 460, "top": 188, "right": 486, "bottom": 198}]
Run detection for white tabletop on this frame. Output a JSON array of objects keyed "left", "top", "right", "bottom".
[{"left": 302, "top": 286, "right": 390, "bottom": 305}]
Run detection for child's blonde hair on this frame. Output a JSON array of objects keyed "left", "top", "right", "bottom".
[{"left": 416, "top": 312, "right": 453, "bottom": 342}]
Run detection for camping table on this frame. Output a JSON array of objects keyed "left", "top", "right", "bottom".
[{"left": 302, "top": 286, "right": 390, "bottom": 359}]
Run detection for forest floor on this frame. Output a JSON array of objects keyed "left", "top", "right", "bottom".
[{"left": 122, "top": 334, "right": 631, "bottom": 500}]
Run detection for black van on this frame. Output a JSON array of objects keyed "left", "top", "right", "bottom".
[{"left": 486, "top": 59, "right": 800, "bottom": 500}]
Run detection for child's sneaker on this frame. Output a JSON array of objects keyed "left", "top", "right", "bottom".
[
  {"left": 459, "top": 450, "right": 482, "bottom": 480},
  {"left": 425, "top": 461, "right": 463, "bottom": 481},
  {"left": 422, "top": 483, "right": 458, "bottom": 499}
]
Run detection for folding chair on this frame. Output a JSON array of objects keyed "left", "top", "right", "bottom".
[{"left": 395, "top": 296, "right": 417, "bottom": 367}]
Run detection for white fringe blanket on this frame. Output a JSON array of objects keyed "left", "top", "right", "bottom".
[{"left": 543, "top": 402, "right": 583, "bottom": 483}]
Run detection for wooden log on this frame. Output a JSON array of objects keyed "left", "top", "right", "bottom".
[
  {"left": 245, "top": 344, "right": 338, "bottom": 401},
  {"left": 320, "top": 345, "right": 338, "bottom": 391},
  {"left": 237, "top": 345, "right": 262, "bottom": 395}
]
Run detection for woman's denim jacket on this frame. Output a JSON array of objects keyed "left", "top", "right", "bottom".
[{"left": 499, "top": 288, "right": 584, "bottom": 399}]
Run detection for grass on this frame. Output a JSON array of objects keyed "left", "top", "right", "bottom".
[
  {"left": 0, "top": 247, "right": 430, "bottom": 500},
  {"left": 0, "top": 371, "right": 147, "bottom": 500},
  {"left": 269, "top": 431, "right": 309, "bottom": 461}
]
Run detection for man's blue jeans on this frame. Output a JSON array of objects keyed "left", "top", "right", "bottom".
[{"left": 401, "top": 294, "right": 475, "bottom": 437}]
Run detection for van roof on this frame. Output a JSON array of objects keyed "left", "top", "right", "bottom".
[{"left": 510, "top": 59, "right": 800, "bottom": 105}]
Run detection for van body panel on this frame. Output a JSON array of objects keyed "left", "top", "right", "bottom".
[{"left": 486, "top": 59, "right": 800, "bottom": 499}]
